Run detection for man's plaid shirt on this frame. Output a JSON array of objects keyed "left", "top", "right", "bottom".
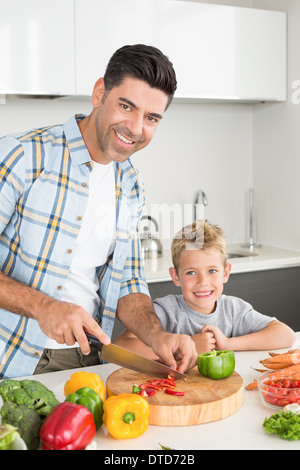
[{"left": 0, "top": 115, "right": 149, "bottom": 378}]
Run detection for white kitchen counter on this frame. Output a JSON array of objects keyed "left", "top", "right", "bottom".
[
  {"left": 17, "top": 333, "right": 300, "bottom": 451},
  {"left": 144, "top": 245, "right": 300, "bottom": 283}
]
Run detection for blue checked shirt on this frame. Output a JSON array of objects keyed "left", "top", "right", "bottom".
[{"left": 0, "top": 115, "right": 149, "bottom": 378}]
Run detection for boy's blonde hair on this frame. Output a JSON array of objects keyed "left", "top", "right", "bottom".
[{"left": 171, "top": 220, "right": 227, "bottom": 272}]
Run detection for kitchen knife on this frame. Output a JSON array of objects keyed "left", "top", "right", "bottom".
[{"left": 86, "top": 333, "right": 186, "bottom": 379}]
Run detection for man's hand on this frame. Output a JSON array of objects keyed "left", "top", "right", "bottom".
[
  {"left": 35, "top": 298, "right": 110, "bottom": 355},
  {"left": 117, "top": 293, "right": 198, "bottom": 373},
  {"left": 151, "top": 332, "right": 198, "bottom": 373}
]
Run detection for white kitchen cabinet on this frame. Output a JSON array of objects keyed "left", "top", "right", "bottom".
[
  {"left": 75, "top": 0, "right": 286, "bottom": 102},
  {"left": 0, "top": 0, "right": 75, "bottom": 95},
  {"left": 158, "top": 1, "right": 286, "bottom": 102},
  {"left": 75, "top": 0, "right": 157, "bottom": 96}
]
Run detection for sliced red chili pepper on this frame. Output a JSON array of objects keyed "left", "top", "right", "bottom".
[
  {"left": 158, "top": 380, "right": 177, "bottom": 388},
  {"left": 146, "top": 383, "right": 163, "bottom": 391},
  {"left": 144, "top": 388, "right": 156, "bottom": 396},
  {"left": 139, "top": 389, "right": 148, "bottom": 397},
  {"left": 147, "top": 378, "right": 177, "bottom": 387},
  {"left": 167, "top": 375, "right": 176, "bottom": 382},
  {"left": 146, "top": 379, "right": 162, "bottom": 385},
  {"left": 139, "top": 383, "right": 163, "bottom": 391},
  {"left": 164, "top": 388, "right": 185, "bottom": 396}
]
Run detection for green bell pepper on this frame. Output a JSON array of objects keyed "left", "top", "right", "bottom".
[
  {"left": 198, "top": 350, "right": 235, "bottom": 380},
  {"left": 65, "top": 386, "right": 103, "bottom": 429}
]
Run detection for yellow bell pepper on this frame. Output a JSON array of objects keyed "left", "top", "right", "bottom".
[
  {"left": 103, "top": 393, "right": 150, "bottom": 439},
  {"left": 64, "top": 371, "right": 105, "bottom": 402}
]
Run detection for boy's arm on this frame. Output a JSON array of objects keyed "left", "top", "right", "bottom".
[
  {"left": 113, "top": 329, "right": 159, "bottom": 360},
  {"left": 228, "top": 321, "right": 296, "bottom": 351},
  {"left": 203, "top": 321, "right": 296, "bottom": 351}
]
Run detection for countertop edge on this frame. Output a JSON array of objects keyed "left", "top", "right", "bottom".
[{"left": 144, "top": 245, "right": 300, "bottom": 283}]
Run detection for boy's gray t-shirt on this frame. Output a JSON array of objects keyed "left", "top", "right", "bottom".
[{"left": 153, "top": 294, "right": 277, "bottom": 337}]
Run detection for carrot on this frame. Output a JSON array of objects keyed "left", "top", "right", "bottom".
[
  {"left": 259, "top": 358, "right": 293, "bottom": 368},
  {"left": 278, "top": 373, "right": 300, "bottom": 381},
  {"left": 263, "top": 362, "right": 293, "bottom": 370},
  {"left": 245, "top": 380, "right": 258, "bottom": 390},
  {"left": 259, "top": 363, "right": 300, "bottom": 382},
  {"left": 260, "top": 362, "right": 293, "bottom": 370},
  {"left": 268, "top": 349, "right": 300, "bottom": 357},
  {"left": 261, "top": 353, "right": 300, "bottom": 365},
  {"left": 246, "top": 365, "right": 300, "bottom": 391},
  {"left": 252, "top": 367, "right": 269, "bottom": 373},
  {"left": 264, "top": 373, "right": 300, "bottom": 385}
]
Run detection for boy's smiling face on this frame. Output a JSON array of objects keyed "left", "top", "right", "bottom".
[{"left": 169, "top": 248, "right": 231, "bottom": 314}]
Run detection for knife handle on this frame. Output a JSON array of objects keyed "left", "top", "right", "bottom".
[{"left": 85, "top": 332, "right": 103, "bottom": 352}]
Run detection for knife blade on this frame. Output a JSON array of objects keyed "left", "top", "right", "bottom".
[{"left": 86, "top": 333, "right": 186, "bottom": 379}]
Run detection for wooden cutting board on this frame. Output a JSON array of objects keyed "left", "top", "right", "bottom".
[{"left": 106, "top": 366, "right": 243, "bottom": 426}]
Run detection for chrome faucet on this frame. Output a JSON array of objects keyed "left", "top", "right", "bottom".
[
  {"left": 241, "top": 187, "right": 261, "bottom": 252},
  {"left": 194, "top": 189, "right": 208, "bottom": 220}
]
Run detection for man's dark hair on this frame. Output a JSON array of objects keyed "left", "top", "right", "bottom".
[{"left": 103, "top": 44, "right": 177, "bottom": 109}]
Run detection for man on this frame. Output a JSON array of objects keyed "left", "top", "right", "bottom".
[{"left": 0, "top": 44, "right": 197, "bottom": 378}]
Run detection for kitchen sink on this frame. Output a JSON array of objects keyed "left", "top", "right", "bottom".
[{"left": 227, "top": 251, "right": 258, "bottom": 259}]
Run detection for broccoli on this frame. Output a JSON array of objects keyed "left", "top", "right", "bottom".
[
  {"left": 0, "top": 378, "right": 22, "bottom": 402},
  {"left": 0, "top": 379, "right": 59, "bottom": 420},
  {"left": 20, "top": 379, "right": 60, "bottom": 418},
  {"left": 0, "top": 401, "right": 42, "bottom": 450}
]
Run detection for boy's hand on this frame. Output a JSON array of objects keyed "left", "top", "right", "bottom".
[
  {"left": 201, "top": 324, "right": 229, "bottom": 350},
  {"left": 192, "top": 329, "right": 216, "bottom": 354}
]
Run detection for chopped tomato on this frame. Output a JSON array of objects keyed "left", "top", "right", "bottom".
[{"left": 277, "top": 398, "right": 291, "bottom": 407}]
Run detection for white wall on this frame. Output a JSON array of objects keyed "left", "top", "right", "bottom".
[
  {"left": 252, "top": 0, "right": 300, "bottom": 250},
  {"left": 0, "top": 95, "right": 253, "bottom": 249},
  {"left": 132, "top": 102, "right": 253, "bottom": 247}
]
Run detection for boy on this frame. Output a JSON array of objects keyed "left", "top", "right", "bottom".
[{"left": 114, "top": 221, "right": 295, "bottom": 357}]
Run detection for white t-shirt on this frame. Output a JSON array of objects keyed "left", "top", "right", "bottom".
[{"left": 45, "top": 161, "right": 116, "bottom": 349}]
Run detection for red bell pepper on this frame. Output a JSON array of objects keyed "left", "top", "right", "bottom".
[
  {"left": 132, "top": 375, "right": 185, "bottom": 399},
  {"left": 139, "top": 383, "right": 163, "bottom": 391},
  {"left": 40, "top": 402, "right": 96, "bottom": 450},
  {"left": 146, "top": 377, "right": 176, "bottom": 388},
  {"left": 164, "top": 388, "right": 185, "bottom": 396},
  {"left": 143, "top": 388, "right": 157, "bottom": 396}
]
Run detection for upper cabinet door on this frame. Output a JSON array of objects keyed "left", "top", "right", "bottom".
[
  {"left": 75, "top": 0, "right": 286, "bottom": 102},
  {"left": 0, "top": 0, "right": 75, "bottom": 95},
  {"left": 157, "top": 2, "right": 286, "bottom": 102},
  {"left": 75, "top": 0, "right": 157, "bottom": 96}
]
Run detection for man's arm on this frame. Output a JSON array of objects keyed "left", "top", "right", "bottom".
[
  {"left": 0, "top": 271, "right": 110, "bottom": 353},
  {"left": 116, "top": 293, "right": 197, "bottom": 372}
]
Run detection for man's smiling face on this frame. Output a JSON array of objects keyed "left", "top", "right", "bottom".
[{"left": 90, "top": 77, "right": 169, "bottom": 165}]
